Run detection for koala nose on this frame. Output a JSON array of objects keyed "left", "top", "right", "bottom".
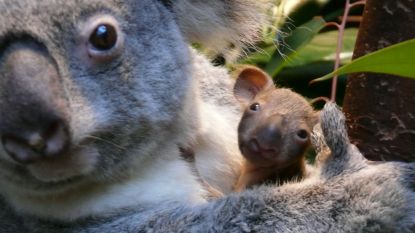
[
  {"left": 2, "top": 120, "right": 70, "bottom": 164},
  {"left": 0, "top": 40, "right": 71, "bottom": 164}
]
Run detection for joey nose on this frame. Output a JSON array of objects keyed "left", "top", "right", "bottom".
[
  {"left": 255, "top": 124, "right": 282, "bottom": 152},
  {"left": 256, "top": 114, "right": 284, "bottom": 150},
  {"left": 1, "top": 120, "right": 70, "bottom": 164}
]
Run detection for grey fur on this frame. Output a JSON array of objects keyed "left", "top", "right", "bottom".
[
  {"left": 0, "top": 1, "right": 414, "bottom": 232},
  {"left": 1, "top": 103, "right": 415, "bottom": 232},
  {"left": 170, "top": 0, "right": 268, "bottom": 53}
]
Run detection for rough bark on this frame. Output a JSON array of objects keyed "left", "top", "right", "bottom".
[
  {"left": 343, "top": 0, "right": 415, "bottom": 162},
  {"left": 343, "top": 0, "right": 415, "bottom": 161}
]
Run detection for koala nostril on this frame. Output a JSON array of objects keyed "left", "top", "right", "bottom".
[
  {"left": 2, "top": 135, "right": 41, "bottom": 164},
  {"left": 42, "top": 120, "right": 70, "bottom": 157},
  {"left": 1, "top": 120, "right": 70, "bottom": 164},
  {"left": 27, "top": 133, "right": 46, "bottom": 153},
  {"left": 296, "top": 130, "right": 309, "bottom": 141}
]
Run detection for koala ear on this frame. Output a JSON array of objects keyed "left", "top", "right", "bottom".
[
  {"left": 311, "top": 111, "right": 321, "bottom": 127},
  {"left": 233, "top": 66, "right": 274, "bottom": 105},
  {"left": 168, "top": 0, "right": 268, "bottom": 54}
]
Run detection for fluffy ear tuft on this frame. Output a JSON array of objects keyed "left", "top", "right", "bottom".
[
  {"left": 170, "top": 0, "right": 269, "bottom": 54},
  {"left": 313, "top": 103, "right": 368, "bottom": 178},
  {"left": 320, "top": 102, "right": 350, "bottom": 157}
]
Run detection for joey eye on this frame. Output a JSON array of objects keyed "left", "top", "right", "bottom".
[
  {"left": 296, "top": 130, "right": 309, "bottom": 140},
  {"left": 89, "top": 24, "right": 117, "bottom": 51},
  {"left": 249, "top": 103, "right": 260, "bottom": 111}
]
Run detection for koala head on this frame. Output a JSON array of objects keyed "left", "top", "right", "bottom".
[
  {"left": 234, "top": 66, "right": 319, "bottom": 168},
  {"left": 0, "top": 0, "right": 197, "bottom": 197},
  {"left": 0, "top": 0, "right": 266, "bottom": 198}
]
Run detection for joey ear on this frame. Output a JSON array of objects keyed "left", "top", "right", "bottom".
[
  {"left": 311, "top": 111, "right": 321, "bottom": 127},
  {"left": 233, "top": 66, "right": 274, "bottom": 105},
  {"left": 167, "top": 0, "right": 268, "bottom": 54}
]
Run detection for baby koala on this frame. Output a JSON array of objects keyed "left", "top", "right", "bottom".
[{"left": 233, "top": 66, "right": 319, "bottom": 191}]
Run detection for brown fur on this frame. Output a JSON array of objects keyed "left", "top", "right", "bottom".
[{"left": 233, "top": 66, "right": 318, "bottom": 191}]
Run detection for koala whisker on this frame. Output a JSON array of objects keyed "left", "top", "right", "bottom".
[{"left": 85, "top": 135, "right": 126, "bottom": 151}]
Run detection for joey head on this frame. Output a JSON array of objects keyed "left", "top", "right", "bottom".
[{"left": 233, "top": 66, "right": 319, "bottom": 191}]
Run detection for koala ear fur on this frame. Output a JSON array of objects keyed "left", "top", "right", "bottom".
[
  {"left": 233, "top": 66, "right": 274, "bottom": 105},
  {"left": 169, "top": 0, "right": 269, "bottom": 54}
]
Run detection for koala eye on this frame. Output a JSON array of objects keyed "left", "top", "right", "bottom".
[
  {"left": 89, "top": 24, "right": 117, "bottom": 51},
  {"left": 80, "top": 15, "right": 124, "bottom": 62},
  {"left": 249, "top": 103, "right": 260, "bottom": 111}
]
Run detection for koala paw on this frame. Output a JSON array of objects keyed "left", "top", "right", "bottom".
[{"left": 311, "top": 102, "right": 415, "bottom": 232}]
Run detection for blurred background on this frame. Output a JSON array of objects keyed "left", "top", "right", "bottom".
[{"left": 211, "top": 0, "right": 365, "bottom": 106}]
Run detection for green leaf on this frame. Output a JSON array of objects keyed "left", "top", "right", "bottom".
[
  {"left": 264, "top": 17, "right": 326, "bottom": 77},
  {"left": 286, "top": 28, "right": 357, "bottom": 67},
  {"left": 312, "top": 38, "right": 415, "bottom": 83}
]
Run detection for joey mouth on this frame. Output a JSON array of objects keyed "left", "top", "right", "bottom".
[{"left": 240, "top": 138, "right": 281, "bottom": 163}]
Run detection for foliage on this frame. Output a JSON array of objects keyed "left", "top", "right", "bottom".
[
  {"left": 239, "top": 0, "right": 415, "bottom": 103},
  {"left": 237, "top": 0, "right": 362, "bottom": 103},
  {"left": 312, "top": 38, "right": 415, "bottom": 82}
]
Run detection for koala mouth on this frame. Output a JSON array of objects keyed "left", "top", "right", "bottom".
[{"left": 26, "top": 145, "right": 99, "bottom": 184}]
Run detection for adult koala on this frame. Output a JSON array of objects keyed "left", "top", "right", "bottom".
[{"left": 0, "top": 0, "right": 414, "bottom": 232}]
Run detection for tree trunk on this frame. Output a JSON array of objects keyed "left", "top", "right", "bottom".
[{"left": 342, "top": 0, "right": 415, "bottom": 162}]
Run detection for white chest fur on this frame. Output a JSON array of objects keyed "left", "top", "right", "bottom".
[{"left": 2, "top": 155, "right": 207, "bottom": 221}]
